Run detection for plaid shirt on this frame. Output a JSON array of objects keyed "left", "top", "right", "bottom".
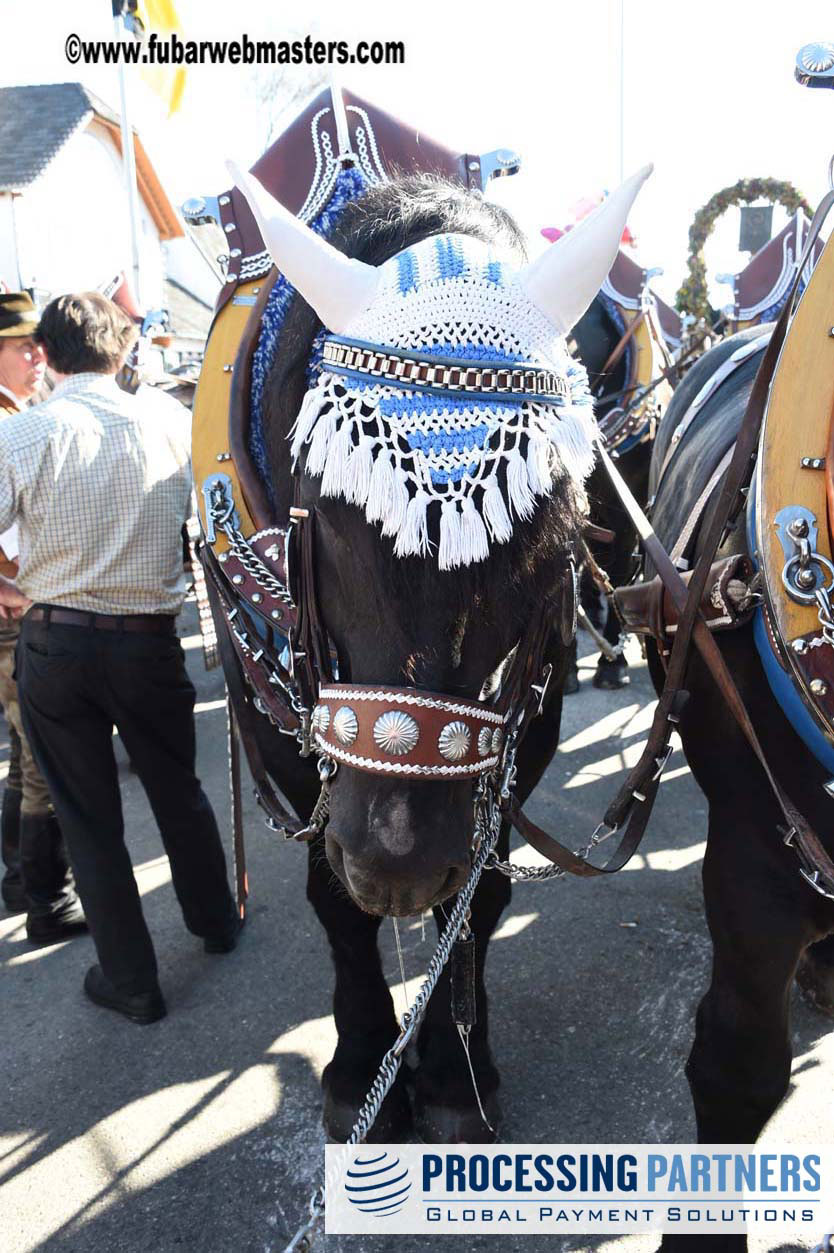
[{"left": 0, "top": 372, "right": 192, "bottom": 615}]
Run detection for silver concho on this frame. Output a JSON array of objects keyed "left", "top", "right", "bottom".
[
  {"left": 438, "top": 720, "right": 471, "bottom": 762},
  {"left": 800, "top": 42, "right": 834, "bottom": 73},
  {"left": 311, "top": 704, "right": 330, "bottom": 735},
  {"left": 373, "top": 710, "right": 419, "bottom": 755},
  {"left": 332, "top": 706, "right": 358, "bottom": 746},
  {"left": 477, "top": 726, "right": 492, "bottom": 757},
  {"left": 491, "top": 727, "right": 504, "bottom": 756}
]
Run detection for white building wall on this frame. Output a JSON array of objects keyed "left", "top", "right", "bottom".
[
  {"left": 14, "top": 122, "right": 164, "bottom": 308},
  {"left": 0, "top": 195, "right": 20, "bottom": 288}
]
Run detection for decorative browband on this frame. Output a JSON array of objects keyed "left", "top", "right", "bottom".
[
  {"left": 312, "top": 684, "right": 507, "bottom": 778},
  {"left": 321, "top": 338, "right": 570, "bottom": 402}
]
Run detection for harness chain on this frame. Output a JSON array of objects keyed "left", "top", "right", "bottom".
[{"left": 488, "top": 816, "right": 620, "bottom": 881}]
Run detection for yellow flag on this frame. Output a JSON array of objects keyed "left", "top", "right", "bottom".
[{"left": 137, "top": 0, "right": 186, "bottom": 116}]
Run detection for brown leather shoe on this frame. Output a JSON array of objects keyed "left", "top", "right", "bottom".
[{"left": 83, "top": 965, "right": 166, "bottom": 1024}]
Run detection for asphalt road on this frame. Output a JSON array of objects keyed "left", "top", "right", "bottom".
[{"left": 1, "top": 605, "right": 832, "bottom": 1253}]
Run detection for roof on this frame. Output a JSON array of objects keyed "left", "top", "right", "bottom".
[
  {"left": 163, "top": 277, "right": 213, "bottom": 342},
  {"left": 0, "top": 82, "right": 182, "bottom": 239}
]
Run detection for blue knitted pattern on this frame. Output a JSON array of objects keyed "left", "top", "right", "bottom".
[
  {"left": 284, "top": 227, "right": 598, "bottom": 568},
  {"left": 248, "top": 166, "right": 369, "bottom": 495}
]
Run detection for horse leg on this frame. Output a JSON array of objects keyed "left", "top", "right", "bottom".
[
  {"left": 412, "top": 824, "right": 512, "bottom": 1143},
  {"left": 796, "top": 930, "right": 834, "bottom": 1017},
  {"left": 661, "top": 805, "right": 816, "bottom": 1253},
  {"left": 306, "top": 839, "right": 413, "bottom": 1141}
]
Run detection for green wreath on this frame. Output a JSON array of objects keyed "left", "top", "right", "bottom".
[{"left": 675, "top": 178, "right": 811, "bottom": 322}]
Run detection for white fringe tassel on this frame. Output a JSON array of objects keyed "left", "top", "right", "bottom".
[
  {"left": 344, "top": 436, "right": 374, "bottom": 505},
  {"left": 304, "top": 405, "right": 337, "bottom": 475},
  {"left": 506, "top": 446, "right": 536, "bottom": 520},
  {"left": 460, "top": 494, "right": 490, "bottom": 565},
  {"left": 320, "top": 420, "right": 353, "bottom": 498},
  {"left": 381, "top": 470, "right": 409, "bottom": 538},
  {"left": 526, "top": 432, "right": 553, "bottom": 495},
  {"left": 286, "top": 372, "right": 597, "bottom": 566},
  {"left": 394, "top": 489, "right": 430, "bottom": 557},
  {"left": 289, "top": 385, "right": 325, "bottom": 462},
  {"left": 365, "top": 449, "right": 395, "bottom": 523},
  {"left": 438, "top": 498, "right": 463, "bottom": 570},
  {"left": 481, "top": 475, "right": 513, "bottom": 543}
]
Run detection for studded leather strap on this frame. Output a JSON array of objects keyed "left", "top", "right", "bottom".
[
  {"left": 322, "top": 339, "right": 570, "bottom": 403},
  {"left": 313, "top": 684, "right": 506, "bottom": 779}
]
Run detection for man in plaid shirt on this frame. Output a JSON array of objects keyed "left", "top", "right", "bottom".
[{"left": 0, "top": 292, "right": 239, "bottom": 1024}]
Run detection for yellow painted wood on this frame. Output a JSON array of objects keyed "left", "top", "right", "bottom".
[
  {"left": 620, "top": 306, "right": 673, "bottom": 420},
  {"left": 757, "top": 231, "right": 834, "bottom": 647},
  {"left": 191, "top": 282, "right": 261, "bottom": 552}
]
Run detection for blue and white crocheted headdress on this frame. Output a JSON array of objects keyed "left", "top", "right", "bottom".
[{"left": 230, "top": 161, "right": 652, "bottom": 570}]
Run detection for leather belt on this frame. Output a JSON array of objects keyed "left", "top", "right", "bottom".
[{"left": 27, "top": 606, "right": 177, "bottom": 635}]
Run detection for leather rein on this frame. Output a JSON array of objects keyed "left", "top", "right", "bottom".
[{"left": 202, "top": 190, "right": 834, "bottom": 899}]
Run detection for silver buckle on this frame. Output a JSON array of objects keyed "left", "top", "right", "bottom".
[
  {"left": 799, "top": 867, "right": 834, "bottom": 901},
  {"left": 652, "top": 744, "right": 674, "bottom": 781}
]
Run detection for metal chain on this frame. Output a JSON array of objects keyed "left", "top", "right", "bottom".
[
  {"left": 269, "top": 756, "right": 335, "bottom": 842},
  {"left": 487, "top": 817, "right": 620, "bottom": 881},
  {"left": 221, "top": 520, "right": 294, "bottom": 603},
  {"left": 283, "top": 1185, "right": 325, "bottom": 1253},
  {"left": 281, "top": 786, "right": 502, "bottom": 1253},
  {"left": 810, "top": 584, "right": 834, "bottom": 649}
]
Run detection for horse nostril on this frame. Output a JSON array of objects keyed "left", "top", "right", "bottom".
[{"left": 439, "top": 861, "right": 469, "bottom": 902}]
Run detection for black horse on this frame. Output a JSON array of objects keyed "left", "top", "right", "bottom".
[
  {"left": 646, "top": 325, "right": 834, "bottom": 1251},
  {"left": 247, "top": 175, "right": 590, "bottom": 1141}
]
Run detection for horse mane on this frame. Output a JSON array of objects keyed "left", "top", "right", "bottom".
[{"left": 262, "top": 174, "right": 587, "bottom": 630}]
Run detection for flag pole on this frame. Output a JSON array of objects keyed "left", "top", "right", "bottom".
[
  {"left": 112, "top": 1, "right": 143, "bottom": 307},
  {"left": 618, "top": 0, "right": 625, "bottom": 182}
]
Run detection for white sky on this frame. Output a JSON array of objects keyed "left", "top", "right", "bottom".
[{"left": 4, "top": 0, "right": 834, "bottom": 306}]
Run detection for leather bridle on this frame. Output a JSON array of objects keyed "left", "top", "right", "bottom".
[{"left": 199, "top": 454, "right": 560, "bottom": 832}]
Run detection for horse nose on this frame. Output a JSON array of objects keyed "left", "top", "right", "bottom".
[{"left": 326, "top": 828, "right": 470, "bottom": 916}]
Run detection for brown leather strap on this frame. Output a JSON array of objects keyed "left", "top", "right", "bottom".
[
  {"left": 600, "top": 308, "right": 647, "bottom": 376},
  {"left": 227, "top": 697, "right": 248, "bottom": 918},
  {"left": 613, "top": 555, "right": 756, "bottom": 639},
  {"left": 313, "top": 684, "right": 506, "bottom": 778},
  {"left": 202, "top": 547, "right": 307, "bottom": 839}
]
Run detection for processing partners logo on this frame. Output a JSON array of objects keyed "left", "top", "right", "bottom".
[
  {"left": 344, "top": 1150, "right": 412, "bottom": 1218},
  {"left": 326, "top": 1144, "right": 834, "bottom": 1237}
]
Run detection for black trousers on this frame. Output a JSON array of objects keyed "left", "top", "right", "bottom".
[{"left": 17, "top": 614, "right": 236, "bottom": 993}]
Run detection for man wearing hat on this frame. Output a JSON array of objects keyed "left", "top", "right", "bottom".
[{"left": 0, "top": 292, "right": 85, "bottom": 941}]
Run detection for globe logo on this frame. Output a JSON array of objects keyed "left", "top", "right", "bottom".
[{"left": 344, "top": 1150, "right": 412, "bottom": 1217}]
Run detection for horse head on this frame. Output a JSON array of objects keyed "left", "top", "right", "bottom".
[{"left": 232, "top": 163, "right": 650, "bottom": 916}]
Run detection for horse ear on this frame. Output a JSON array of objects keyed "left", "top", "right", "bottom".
[
  {"left": 519, "top": 164, "right": 654, "bottom": 335},
  {"left": 226, "top": 161, "right": 380, "bottom": 333}
]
